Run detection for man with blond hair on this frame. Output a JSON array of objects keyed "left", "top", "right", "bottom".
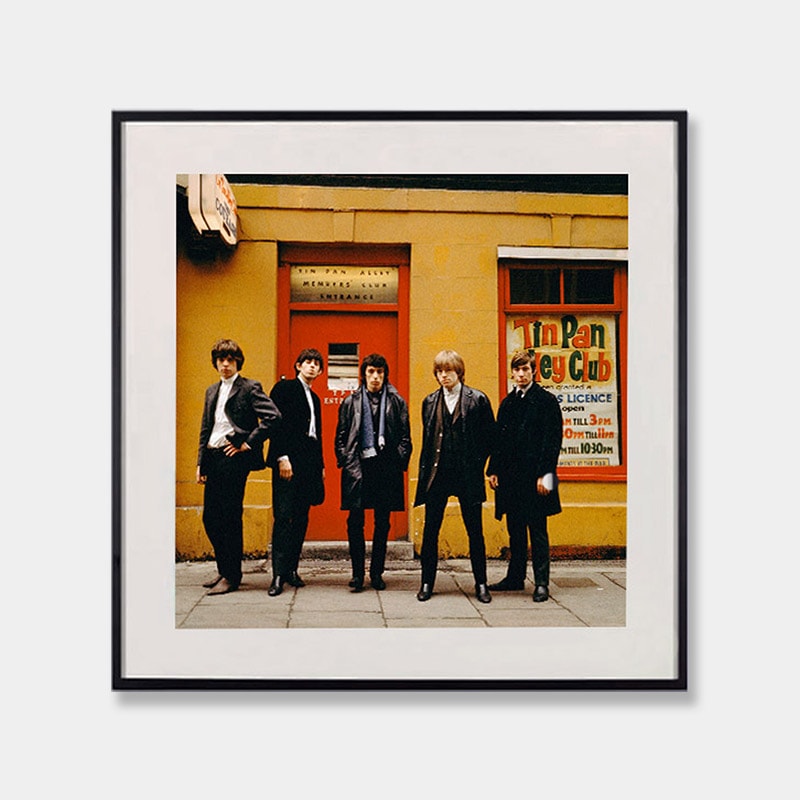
[{"left": 414, "top": 349, "right": 495, "bottom": 603}]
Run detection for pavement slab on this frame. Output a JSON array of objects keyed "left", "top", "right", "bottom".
[{"left": 175, "top": 557, "right": 626, "bottom": 629}]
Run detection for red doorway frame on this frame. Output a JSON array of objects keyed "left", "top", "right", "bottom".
[
  {"left": 277, "top": 244, "right": 410, "bottom": 389},
  {"left": 276, "top": 244, "right": 411, "bottom": 540}
]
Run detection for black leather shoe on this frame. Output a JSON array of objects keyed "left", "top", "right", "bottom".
[
  {"left": 475, "top": 584, "right": 492, "bottom": 603},
  {"left": 202, "top": 573, "right": 223, "bottom": 589},
  {"left": 417, "top": 584, "right": 433, "bottom": 602},
  {"left": 208, "top": 578, "right": 238, "bottom": 596},
  {"left": 286, "top": 571, "right": 305, "bottom": 588},
  {"left": 533, "top": 585, "right": 549, "bottom": 603},
  {"left": 350, "top": 577, "right": 364, "bottom": 593},
  {"left": 370, "top": 576, "right": 386, "bottom": 590},
  {"left": 267, "top": 576, "right": 284, "bottom": 597},
  {"left": 488, "top": 577, "right": 524, "bottom": 591}
]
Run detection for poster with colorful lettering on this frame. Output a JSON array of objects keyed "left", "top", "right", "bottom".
[{"left": 507, "top": 313, "right": 621, "bottom": 467}]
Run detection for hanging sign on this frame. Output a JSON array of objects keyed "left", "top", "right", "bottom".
[
  {"left": 187, "top": 174, "right": 238, "bottom": 246},
  {"left": 506, "top": 313, "right": 621, "bottom": 467}
]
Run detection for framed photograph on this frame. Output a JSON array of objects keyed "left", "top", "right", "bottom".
[{"left": 113, "top": 111, "right": 687, "bottom": 690}]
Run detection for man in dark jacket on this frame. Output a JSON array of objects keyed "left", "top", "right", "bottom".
[
  {"left": 487, "top": 349, "right": 563, "bottom": 602},
  {"left": 265, "top": 348, "right": 326, "bottom": 596},
  {"left": 414, "top": 349, "right": 495, "bottom": 603},
  {"left": 196, "top": 339, "right": 281, "bottom": 595},
  {"left": 335, "top": 354, "right": 412, "bottom": 592}
]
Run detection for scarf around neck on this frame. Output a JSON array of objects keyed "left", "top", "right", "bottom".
[{"left": 360, "top": 384, "right": 387, "bottom": 458}]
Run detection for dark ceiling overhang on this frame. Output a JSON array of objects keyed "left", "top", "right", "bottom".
[{"left": 226, "top": 174, "right": 627, "bottom": 196}]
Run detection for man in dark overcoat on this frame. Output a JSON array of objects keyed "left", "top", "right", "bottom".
[
  {"left": 487, "top": 349, "right": 563, "bottom": 602},
  {"left": 265, "top": 348, "right": 325, "bottom": 596},
  {"left": 196, "top": 338, "right": 281, "bottom": 595},
  {"left": 414, "top": 349, "right": 495, "bottom": 603},
  {"left": 335, "top": 353, "right": 412, "bottom": 592}
]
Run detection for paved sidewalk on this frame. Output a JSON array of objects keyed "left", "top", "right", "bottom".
[{"left": 176, "top": 557, "right": 626, "bottom": 629}]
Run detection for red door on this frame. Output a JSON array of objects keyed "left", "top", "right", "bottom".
[{"left": 287, "top": 310, "right": 407, "bottom": 541}]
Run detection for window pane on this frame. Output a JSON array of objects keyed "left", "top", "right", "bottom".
[
  {"left": 509, "top": 269, "right": 559, "bottom": 304},
  {"left": 328, "top": 343, "right": 359, "bottom": 391},
  {"left": 563, "top": 269, "right": 615, "bottom": 304}
]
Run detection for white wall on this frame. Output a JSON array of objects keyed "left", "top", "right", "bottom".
[{"left": 5, "top": 3, "right": 796, "bottom": 798}]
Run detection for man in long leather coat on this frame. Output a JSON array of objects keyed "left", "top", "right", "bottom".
[
  {"left": 335, "top": 354, "right": 412, "bottom": 592},
  {"left": 413, "top": 349, "right": 495, "bottom": 604}
]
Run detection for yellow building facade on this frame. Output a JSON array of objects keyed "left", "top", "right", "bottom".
[{"left": 176, "top": 178, "right": 628, "bottom": 561}]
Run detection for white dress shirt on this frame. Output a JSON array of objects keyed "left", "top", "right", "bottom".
[
  {"left": 208, "top": 374, "right": 237, "bottom": 447},
  {"left": 300, "top": 376, "right": 317, "bottom": 438},
  {"left": 443, "top": 382, "right": 462, "bottom": 414}
]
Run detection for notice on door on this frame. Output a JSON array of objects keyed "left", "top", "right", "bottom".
[
  {"left": 290, "top": 266, "right": 398, "bottom": 304},
  {"left": 506, "top": 313, "right": 622, "bottom": 467}
]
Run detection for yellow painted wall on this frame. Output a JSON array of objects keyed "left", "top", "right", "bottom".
[
  {"left": 176, "top": 183, "right": 628, "bottom": 559},
  {"left": 175, "top": 240, "right": 279, "bottom": 558}
]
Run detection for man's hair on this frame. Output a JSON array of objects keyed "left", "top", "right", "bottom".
[
  {"left": 294, "top": 348, "right": 324, "bottom": 372},
  {"left": 360, "top": 353, "right": 389, "bottom": 383},
  {"left": 211, "top": 339, "right": 244, "bottom": 370},
  {"left": 432, "top": 349, "right": 465, "bottom": 380},
  {"left": 509, "top": 349, "right": 534, "bottom": 370}
]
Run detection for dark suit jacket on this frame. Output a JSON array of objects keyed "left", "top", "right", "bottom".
[
  {"left": 266, "top": 377, "right": 325, "bottom": 505},
  {"left": 487, "top": 382, "right": 563, "bottom": 518},
  {"left": 413, "top": 384, "right": 495, "bottom": 507},
  {"left": 197, "top": 375, "right": 281, "bottom": 473}
]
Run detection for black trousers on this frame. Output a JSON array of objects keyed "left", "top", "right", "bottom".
[
  {"left": 420, "top": 473, "right": 487, "bottom": 588},
  {"left": 347, "top": 507, "right": 391, "bottom": 581},
  {"left": 505, "top": 506, "right": 550, "bottom": 587},
  {"left": 201, "top": 448, "right": 250, "bottom": 586},
  {"left": 270, "top": 469, "right": 313, "bottom": 578}
]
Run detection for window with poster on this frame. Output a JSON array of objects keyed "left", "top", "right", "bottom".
[{"left": 499, "top": 250, "right": 628, "bottom": 481}]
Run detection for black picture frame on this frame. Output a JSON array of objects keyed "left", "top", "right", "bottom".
[{"left": 113, "top": 111, "right": 687, "bottom": 691}]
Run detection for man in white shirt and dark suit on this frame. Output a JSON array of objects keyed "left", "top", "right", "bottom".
[{"left": 196, "top": 339, "right": 281, "bottom": 595}]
